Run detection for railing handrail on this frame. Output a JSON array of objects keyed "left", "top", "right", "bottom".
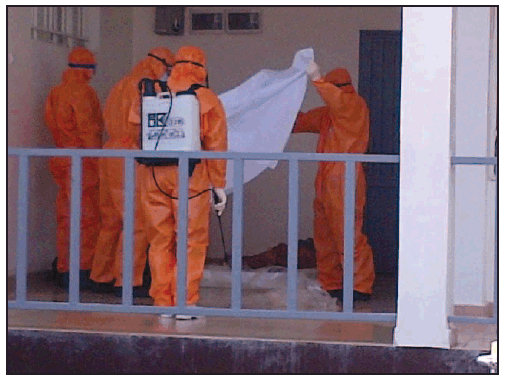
[
  {"left": 8, "top": 147, "right": 496, "bottom": 325},
  {"left": 452, "top": 156, "right": 497, "bottom": 165},
  {"left": 7, "top": 147, "right": 400, "bottom": 163}
]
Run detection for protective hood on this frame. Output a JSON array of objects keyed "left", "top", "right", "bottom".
[
  {"left": 67, "top": 47, "right": 96, "bottom": 82},
  {"left": 324, "top": 68, "right": 355, "bottom": 93},
  {"left": 132, "top": 47, "right": 175, "bottom": 80},
  {"left": 169, "top": 46, "right": 208, "bottom": 91}
]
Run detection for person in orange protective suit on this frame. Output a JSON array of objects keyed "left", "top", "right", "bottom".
[
  {"left": 292, "top": 62, "right": 375, "bottom": 302},
  {"left": 89, "top": 47, "right": 176, "bottom": 298},
  {"left": 140, "top": 46, "right": 228, "bottom": 307},
  {"left": 44, "top": 47, "right": 103, "bottom": 289}
]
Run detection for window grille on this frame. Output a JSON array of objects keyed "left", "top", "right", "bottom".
[
  {"left": 31, "top": 7, "right": 88, "bottom": 47},
  {"left": 189, "top": 8, "right": 262, "bottom": 34}
]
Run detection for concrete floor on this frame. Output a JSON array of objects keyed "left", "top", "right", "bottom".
[
  {"left": 8, "top": 266, "right": 397, "bottom": 312},
  {"left": 7, "top": 267, "right": 496, "bottom": 351}
]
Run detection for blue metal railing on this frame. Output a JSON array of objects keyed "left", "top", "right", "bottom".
[
  {"left": 448, "top": 156, "right": 498, "bottom": 325},
  {"left": 9, "top": 147, "right": 399, "bottom": 322}
]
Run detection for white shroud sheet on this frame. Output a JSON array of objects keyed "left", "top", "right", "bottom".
[{"left": 218, "top": 48, "right": 314, "bottom": 192}]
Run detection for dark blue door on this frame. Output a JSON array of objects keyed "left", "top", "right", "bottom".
[{"left": 358, "top": 30, "right": 401, "bottom": 274}]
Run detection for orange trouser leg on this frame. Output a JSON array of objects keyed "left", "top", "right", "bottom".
[
  {"left": 51, "top": 158, "right": 100, "bottom": 273},
  {"left": 352, "top": 218, "right": 375, "bottom": 294},
  {"left": 110, "top": 163, "right": 149, "bottom": 287},
  {"left": 143, "top": 169, "right": 210, "bottom": 307},
  {"left": 314, "top": 196, "right": 343, "bottom": 291},
  {"left": 314, "top": 167, "right": 375, "bottom": 294},
  {"left": 143, "top": 177, "right": 177, "bottom": 306},
  {"left": 112, "top": 217, "right": 149, "bottom": 287},
  {"left": 90, "top": 159, "right": 121, "bottom": 283},
  {"left": 91, "top": 158, "right": 149, "bottom": 287},
  {"left": 80, "top": 158, "right": 101, "bottom": 270},
  {"left": 352, "top": 165, "right": 375, "bottom": 294},
  {"left": 174, "top": 193, "right": 210, "bottom": 306},
  {"left": 55, "top": 181, "right": 71, "bottom": 273}
]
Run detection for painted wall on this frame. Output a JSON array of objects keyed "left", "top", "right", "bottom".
[
  {"left": 453, "top": 7, "right": 495, "bottom": 306},
  {"left": 95, "top": 7, "right": 134, "bottom": 105},
  {"left": 7, "top": 7, "right": 131, "bottom": 276},
  {"left": 8, "top": 7, "right": 71, "bottom": 276},
  {"left": 131, "top": 6, "right": 402, "bottom": 260}
]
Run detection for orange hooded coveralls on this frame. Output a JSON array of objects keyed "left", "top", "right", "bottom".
[
  {"left": 44, "top": 47, "right": 104, "bottom": 274},
  {"left": 140, "top": 46, "right": 228, "bottom": 306},
  {"left": 292, "top": 68, "right": 375, "bottom": 295},
  {"left": 89, "top": 47, "right": 176, "bottom": 288}
]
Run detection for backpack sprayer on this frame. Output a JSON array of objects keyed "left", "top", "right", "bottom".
[
  {"left": 136, "top": 78, "right": 201, "bottom": 174},
  {"left": 136, "top": 78, "right": 230, "bottom": 267}
]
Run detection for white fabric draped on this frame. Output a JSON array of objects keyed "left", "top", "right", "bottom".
[{"left": 218, "top": 48, "right": 314, "bottom": 192}]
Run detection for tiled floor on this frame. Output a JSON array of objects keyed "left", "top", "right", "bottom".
[{"left": 7, "top": 267, "right": 496, "bottom": 350}]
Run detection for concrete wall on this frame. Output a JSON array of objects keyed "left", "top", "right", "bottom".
[
  {"left": 453, "top": 7, "right": 496, "bottom": 306},
  {"left": 8, "top": 7, "right": 76, "bottom": 275},
  {"left": 95, "top": 7, "right": 134, "bottom": 105},
  {"left": 7, "top": 329, "right": 491, "bottom": 373},
  {"left": 7, "top": 7, "right": 131, "bottom": 275},
  {"left": 131, "top": 6, "right": 402, "bottom": 259}
]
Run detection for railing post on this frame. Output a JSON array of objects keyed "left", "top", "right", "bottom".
[
  {"left": 176, "top": 153, "right": 189, "bottom": 309},
  {"left": 343, "top": 161, "right": 356, "bottom": 313},
  {"left": 231, "top": 158, "right": 244, "bottom": 310},
  {"left": 287, "top": 158, "right": 299, "bottom": 311},
  {"left": 15, "top": 155, "right": 29, "bottom": 303},
  {"left": 122, "top": 156, "right": 135, "bottom": 306},
  {"left": 69, "top": 153, "right": 82, "bottom": 305}
]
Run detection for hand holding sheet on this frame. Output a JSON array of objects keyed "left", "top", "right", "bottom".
[{"left": 218, "top": 48, "right": 314, "bottom": 192}]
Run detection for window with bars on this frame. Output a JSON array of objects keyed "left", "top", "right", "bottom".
[
  {"left": 31, "top": 7, "right": 88, "bottom": 47},
  {"left": 189, "top": 8, "right": 261, "bottom": 34}
]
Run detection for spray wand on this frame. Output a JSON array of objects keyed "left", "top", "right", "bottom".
[{"left": 212, "top": 189, "right": 231, "bottom": 267}]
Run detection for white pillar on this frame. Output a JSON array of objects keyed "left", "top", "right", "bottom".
[{"left": 394, "top": 7, "right": 455, "bottom": 348}]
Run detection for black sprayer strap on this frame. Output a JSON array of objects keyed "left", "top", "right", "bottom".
[{"left": 175, "top": 83, "right": 205, "bottom": 96}]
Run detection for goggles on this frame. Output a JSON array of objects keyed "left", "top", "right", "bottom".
[
  {"left": 174, "top": 60, "right": 205, "bottom": 68},
  {"left": 68, "top": 63, "right": 96, "bottom": 69}
]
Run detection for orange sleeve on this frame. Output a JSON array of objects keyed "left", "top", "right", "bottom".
[
  {"left": 292, "top": 106, "right": 328, "bottom": 133},
  {"left": 197, "top": 88, "right": 228, "bottom": 189},
  {"left": 128, "top": 94, "right": 142, "bottom": 125},
  {"left": 312, "top": 80, "right": 369, "bottom": 138}
]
